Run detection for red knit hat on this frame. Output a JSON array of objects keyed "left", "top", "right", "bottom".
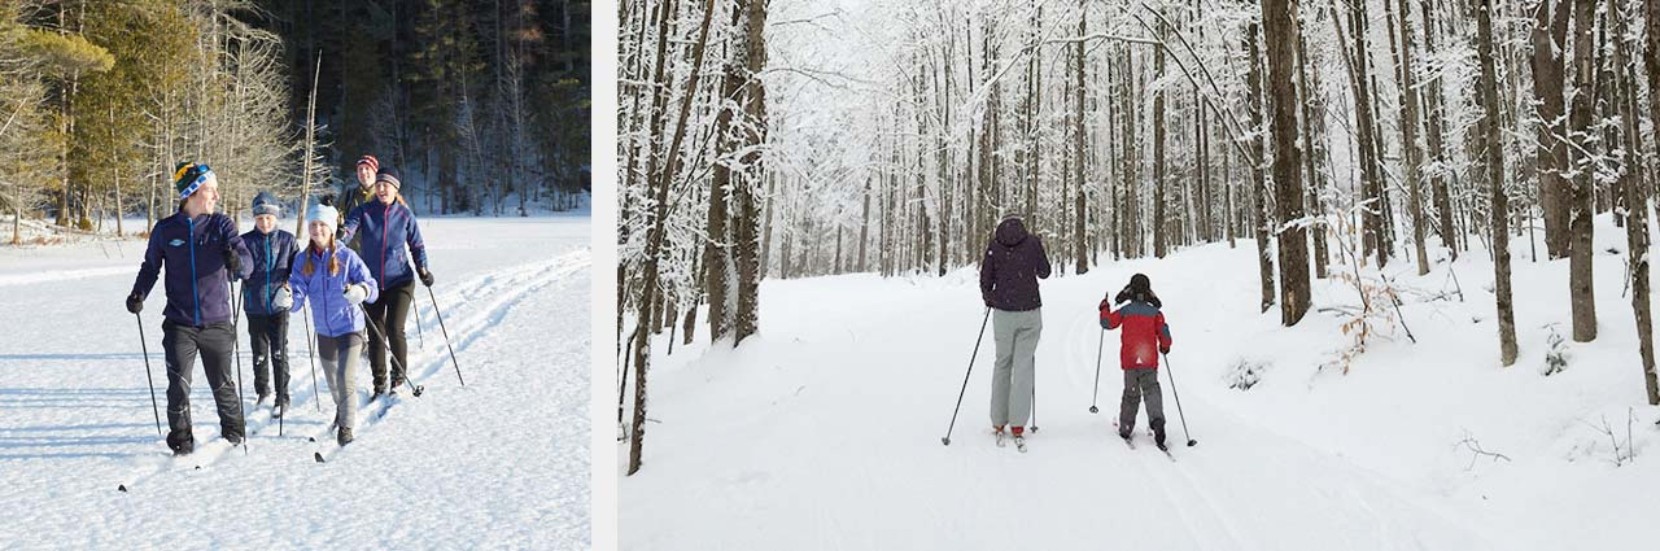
[{"left": 356, "top": 154, "right": 380, "bottom": 173}]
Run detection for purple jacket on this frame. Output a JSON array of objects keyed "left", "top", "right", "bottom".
[
  {"left": 340, "top": 201, "right": 428, "bottom": 291},
  {"left": 288, "top": 245, "right": 378, "bottom": 338},
  {"left": 132, "top": 211, "right": 253, "bottom": 326},
  {"left": 979, "top": 217, "right": 1051, "bottom": 312}
]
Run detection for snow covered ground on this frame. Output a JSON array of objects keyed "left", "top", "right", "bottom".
[
  {"left": 621, "top": 214, "right": 1660, "bottom": 550},
  {"left": 0, "top": 215, "right": 591, "bottom": 549}
]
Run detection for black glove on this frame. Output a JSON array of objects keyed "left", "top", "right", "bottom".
[
  {"left": 1159, "top": 346, "right": 1170, "bottom": 355},
  {"left": 418, "top": 267, "right": 434, "bottom": 287},
  {"left": 224, "top": 246, "right": 241, "bottom": 275},
  {"left": 126, "top": 292, "right": 144, "bottom": 314}
]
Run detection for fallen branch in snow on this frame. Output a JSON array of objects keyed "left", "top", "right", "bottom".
[
  {"left": 1581, "top": 411, "right": 1637, "bottom": 467},
  {"left": 1456, "top": 431, "right": 1511, "bottom": 471}
]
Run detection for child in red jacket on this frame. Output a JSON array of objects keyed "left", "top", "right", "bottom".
[{"left": 1099, "top": 273, "right": 1173, "bottom": 449}]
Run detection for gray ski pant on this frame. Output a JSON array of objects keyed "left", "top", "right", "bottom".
[
  {"left": 989, "top": 308, "right": 1042, "bottom": 428},
  {"left": 1120, "top": 367, "right": 1166, "bottom": 437},
  {"left": 318, "top": 332, "right": 365, "bottom": 432}
]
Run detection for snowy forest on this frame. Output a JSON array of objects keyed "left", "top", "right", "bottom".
[
  {"left": 618, "top": 0, "right": 1660, "bottom": 475},
  {"left": 0, "top": 0, "right": 591, "bottom": 245}
]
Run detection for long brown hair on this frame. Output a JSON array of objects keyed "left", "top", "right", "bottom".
[{"left": 302, "top": 234, "right": 341, "bottom": 277}]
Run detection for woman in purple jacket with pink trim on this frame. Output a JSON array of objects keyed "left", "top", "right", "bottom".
[{"left": 340, "top": 167, "right": 431, "bottom": 398}]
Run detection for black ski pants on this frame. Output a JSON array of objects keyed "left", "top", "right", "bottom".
[
  {"left": 365, "top": 280, "right": 414, "bottom": 392},
  {"left": 161, "top": 319, "right": 245, "bottom": 452},
  {"left": 246, "top": 312, "right": 290, "bottom": 403}
]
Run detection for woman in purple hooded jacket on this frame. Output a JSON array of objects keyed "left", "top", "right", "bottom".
[
  {"left": 289, "top": 201, "right": 378, "bottom": 446},
  {"left": 978, "top": 214, "right": 1051, "bottom": 448},
  {"left": 340, "top": 167, "right": 431, "bottom": 397}
]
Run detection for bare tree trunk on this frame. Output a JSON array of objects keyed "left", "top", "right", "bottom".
[
  {"left": 1297, "top": 30, "right": 1330, "bottom": 279},
  {"left": 1533, "top": 0, "right": 1573, "bottom": 259},
  {"left": 1336, "top": 0, "right": 1387, "bottom": 267},
  {"left": 630, "top": 0, "right": 705, "bottom": 477},
  {"left": 1649, "top": 0, "right": 1660, "bottom": 203},
  {"left": 1121, "top": 47, "right": 1139, "bottom": 258},
  {"left": 1392, "top": 0, "right": 1430, "bottom": 275},
  {"left": 1263, "top": 0, "right": 1308, "bottom": 324},
  {"left": 704, "top": 4, "right": 744, "bottom": 343},
  {"left": 732, "top": 0, "right": 769, "bottom": 344},
  {"left": 296, "top": 53, "right": 322, "bottom": 238},
  {"left": 1614, "top": 0, "right": 1658, "bottom": 404},
  {"left": 1421, "top": 0, "right": 1456, "bottom": 260},
  {"left": 859, "top": 177, "right": 870, "bottom": 272},
  {"left": 1566, "top": 0, "right": 1597, "bottom": 342},
  {"left": 1476, "top": 0, "right": 1518, "bottom": 366},
  {"left": 1153, "top": 13, "right": 1168, "bottom": 259},
  {"left": 1073, "top": 2, "right": 1088, "bottom": 274},
  {"left": 1245, "top": 20, "right": 1275, "bottom": 313}
]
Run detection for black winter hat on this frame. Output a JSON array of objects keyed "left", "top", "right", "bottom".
[{"left": 1115, "top": 273, "right": 1161, "bottom": 308}]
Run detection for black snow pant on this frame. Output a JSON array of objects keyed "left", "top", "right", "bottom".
[
  {"left": 1120, "top": 367, "right": 1166, "bottom": 442},
  {"left": 365, "top": 280, "right": 414, "bottom": 393},
  {"left": 161, "top": 320, "right": 245, "bottom": 453},
  {"left": 246, "top": 312, "right": 290, "bottom": 404}
]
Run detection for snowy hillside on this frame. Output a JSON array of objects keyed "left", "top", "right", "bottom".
[
  {"left": 621, "top": 214, "right": 1660, "bottom": 550},
  {"left": 0, "top": 216, "right": 591, "bottom": 549}
]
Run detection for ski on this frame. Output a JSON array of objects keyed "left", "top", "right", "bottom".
[
  {"left": 995, "top": 430, "right": 1006, "bottom": 448},
  {"left": 1120, "top": 434, "right": 1136, "bottom": 450},
  {"left": 1013, "top": 435, "right": 1027, "bottom": 453},
  {"left": 1150, "top": 431, "right": 1176, "bottom": 461},
  {"left": 315, "top": 393, "right": 399, "bottom": 463}
]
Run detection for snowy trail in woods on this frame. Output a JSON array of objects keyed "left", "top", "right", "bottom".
[
  {"left": 0, "top": 216, "right": 591, "bottom": 549},
  {"left": 622, "top": 215, "right": 1660, "bottom": 550}
]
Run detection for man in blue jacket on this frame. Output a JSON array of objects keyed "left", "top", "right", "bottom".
[
  {"left": 241, "top": 191, "right": 297, "bottom": 415},
  {"left": 126, "top": 162, "right": 253, "bottom": 455}
]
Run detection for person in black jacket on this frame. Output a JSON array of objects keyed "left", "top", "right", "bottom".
[
  {"left": 337, "top": 154, "right": 379, "bottom": 252},
  {"left": 126, "top": 162, "right": 253, "bottom": 455},
  {"left": 977, "top": 214, "right": 1051, "bottom": 443},
  {"left": 241, "top": 191, "right": 298, "bottom": 415}
]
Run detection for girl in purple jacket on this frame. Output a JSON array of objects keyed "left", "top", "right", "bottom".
[{"left": 290, "top": 201, "right": 378, "bottom": 446}]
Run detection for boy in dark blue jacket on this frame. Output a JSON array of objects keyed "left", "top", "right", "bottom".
[
  {"left": 241, "top": 191, "right": 298, "bottom": 415},
  {"left": 126, "top": 163, "right": 253, "bottom": 455}
]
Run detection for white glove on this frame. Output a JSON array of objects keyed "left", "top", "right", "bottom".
[
  {"left": 272, "top": 286, "right": 293, "bottom": 311},
  {"left": 343, "top": 283, "right": 369, "bottom": 305}
]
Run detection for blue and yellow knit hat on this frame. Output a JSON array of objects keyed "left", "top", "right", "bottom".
[{"left": 173, "top": 162, "right": 217, "bottom": 200}]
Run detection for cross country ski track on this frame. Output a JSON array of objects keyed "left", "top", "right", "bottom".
[
  {"left": 624, "top": 265, "right": 1495, "bottom": 550},
  {"left": 1, "top": 216, "right": 591, "bottom": 549},
  {"left": 111, "top": 249, "right": 590, "bottom": 489}
]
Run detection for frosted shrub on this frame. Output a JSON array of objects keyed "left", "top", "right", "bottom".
[{"left": 1226, "top": 358, "right": 1268, "bottom": 390}]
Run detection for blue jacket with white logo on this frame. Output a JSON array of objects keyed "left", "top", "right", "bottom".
[
  {"left": 341, "top": 201, "right": 428, "bottom": 291},
  {"left": 288, "top": 244, "right": 378, "bottom": 338},
  {"left": 240, "top": 228, "right": 297, "bottom": 317},
  {"left": 131, "top": 212, "right": 253, "bottom": 326}
]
